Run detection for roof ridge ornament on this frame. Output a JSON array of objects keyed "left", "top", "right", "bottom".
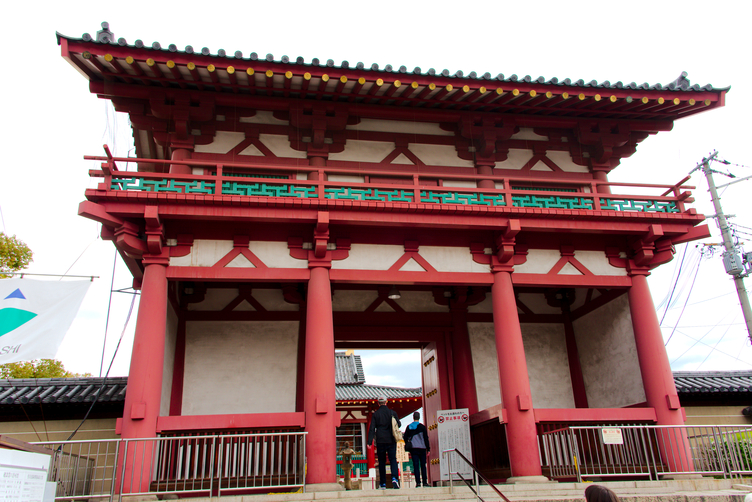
[
  {"left": 96, "top": 21, "right": 113, "bottom": 44},
  {"left": 668, "top": 71, "right": 691, "bottom": 90}
]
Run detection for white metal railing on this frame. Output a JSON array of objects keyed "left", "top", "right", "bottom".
[
  {"left": 540, "top": 425, "right": 752, "bottom": 482},
  {"left": 34, "top": 431, "right": 306, "bottom": 501}
]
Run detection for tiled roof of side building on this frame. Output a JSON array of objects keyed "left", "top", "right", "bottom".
[
  {"left": 673, "top": 371, "right": 752, "bottom": 394},
  {"left": 334, "top": 352, "right": 365, "bottom": 385},
  {"left": 336, "top": 384, "right": 422, "bottom": 402},
  {"left": 58, "top": 23, "right": 727, "bottom": 94},
  {"left": 0, "top": 377, "right": 128, "bottom": 405}
]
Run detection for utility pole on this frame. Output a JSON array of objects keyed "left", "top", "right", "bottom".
[{"left": 692, "top": 151, "right": 752, "bottom": 344}]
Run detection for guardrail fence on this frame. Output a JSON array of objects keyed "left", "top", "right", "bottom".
[
  {"left": 35, "top": 431, "right": 306, "bottom": 501},
  {"left": 541, "top": 425, "right": 752, "bottom": 481}
]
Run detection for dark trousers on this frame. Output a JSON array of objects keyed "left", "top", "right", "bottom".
[
  {"left": 376, "top": 442, "right": 398, "bottom": 486},
  {"left": 411, "top": 449, "right": 428, "bottom": 486}
]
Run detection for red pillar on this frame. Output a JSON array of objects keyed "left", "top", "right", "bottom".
[
  {"left": 169, "top": 146, "right": 192, "bottom": 175},
  {"left": 119, "top": 254, "right": 169, "bottom": 493},
  {"left": 592, "top": 168, "right": 612, "bottom": 194},
  {"left": 122, "top": 255, "right": 169, "bottom": 438},
  {"left": 476, "top": 163, "right": 496, "bottom": 190},
  {"left": 450, "top": 307, "right": 479, "bottom": 414},
  {"left": 629, "top": 272, "right": 694, "bottom": 472},
  {"left": 304, "top": 266, "right": 337, "bottom": 485},
  {"left": 491, "top": 271, "right": 544, "bottom": 479}
]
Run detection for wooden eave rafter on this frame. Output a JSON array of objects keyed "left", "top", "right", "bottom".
[{"left": 61, "top": 39, "right": 726, "bottom": 122}]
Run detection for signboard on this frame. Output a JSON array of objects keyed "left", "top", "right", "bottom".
[
  {"left": 437, "top": 408, "right": 473, "bottom": 481},
  {"left": 0, "top": 448, "right": 51, "bottom": 502},
  {"left": 601, "top": 427, "right": 624, "bottom": 445}
]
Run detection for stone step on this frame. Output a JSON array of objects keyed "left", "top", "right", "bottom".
[{"left": 169, "top": 478, "right": 752, "bottom": 502}]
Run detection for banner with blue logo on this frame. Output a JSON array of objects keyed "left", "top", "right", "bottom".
[{"left": 0, "top": 279, "right": 90, "bottom": 364}]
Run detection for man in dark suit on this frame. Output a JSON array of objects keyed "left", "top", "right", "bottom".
[{"left": 367, "top": 396, "right": 401, "bottom": 489}]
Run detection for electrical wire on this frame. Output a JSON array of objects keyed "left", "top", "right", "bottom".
[
  {"left": 664, "top": 251, "right": 703, "bottom": 346},
  {"left": 59, "top": 238, "right": 98, "bottom": 280},
  {"left": 696, "top": 314, "right": 738, "bottom": 370},
  {"left": 99, "top": 250, "right": 118, "bottom": 377},
  {"left": 66, "top": 292, "right": 137, "bottom": 442},
  {"left": 658, "top": 244, "right": 688, "bottom": 324}
]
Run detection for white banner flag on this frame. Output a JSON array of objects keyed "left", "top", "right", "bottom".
[{"left": 0, "top": 279, "right": 91, "bottom": 364}]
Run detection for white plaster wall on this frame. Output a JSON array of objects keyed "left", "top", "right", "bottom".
[
  {"left": 250, "top": 241, "right": 308, "bottom": 269},
  {"left": 546, "top": 151, "right": 589, "bottom": 173},
  {"left": 239, "top": 110, "right": 288, "bottom": 125},
  {"left": 346, "top": 118, "right": 453, "bottom": 136},
  {"left": 494, "top": 149, "right": 533, "bottom": 170},
  {"left": 576, "top": 251, "right": 627, "bottom": 276},
  {"left": 510, "top": 128, "right": 548, "bottom": 141},
  {"left": 419, "top": 246, "right": 489, "bottom": 273},
  {"left": 331, "top": 244, "right": 404, "bottom": 270},
  {"left": 468, "top": 323, "right": 502, "bottom": 411},
  {"left": 521, "top": 324, "right": 575, "bottom": 409},
  {"left": 333, "top": 290, "right": 379, "bottom": 311},
  {"left": 467, "top": 294, "right": 492, "bottom": 313},
  {"left": 182, "top": 321, "right": 299, "bottom": 415},
  {"left": 253, "top": 289, "right": 299, "bottom": 311},
  {"left": 259, "top": 134, "right": 307, "bottom": 159},
  {"left": 170, "top": 240, "right": 233, "bottom": 267},
  {"left": 394, "top": 291, "right": 448, "bottom": 312},
  {"left": 573, "top": 294, "right": 646, "bottom": 408},
  {"left": 329, "top": 175, "right": 366, "bottom": 183},
  {"left": 194, "top": 131, "right": 244, "bottom": 154},
  {"left": 329, "top": 141, "right": 395, "bottom": 163},
  {"left": 513, "top": 249, "right": 560, "bottom": 274},
  {"left": 161, "top": 302, "right": 178, "bottom": 416},
  {"left": 442, "top": 180, "right": 477, "bottom": 188},
  {"left": 409, "top": 144, "right": 474, "bottom": 168},
  {"left": 188, "top": 288, "right": 239, "bottom": 311}
]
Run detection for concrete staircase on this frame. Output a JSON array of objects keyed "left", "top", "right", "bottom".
[{"left": 165, "top": 478, "right": 752, "bottom": 502}]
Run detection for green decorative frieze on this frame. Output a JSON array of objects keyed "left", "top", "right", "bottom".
[
  {"left": 599, "top": 198, "right": 680, "bottom": 213},
  {"left": 512, "top": 195, "right": 593, "bottom": 210},
  {"left": 221, "top": 181, "right": 316, "bottom": 198},
  {"left": 420, "top": 191, "right": 506, "bottom": 206},
  {"left": 325, "top": 187, "right": 414, "bottom": 202},
  {"left": 111, "top": 178, "right": 216, "bottom": 194}
]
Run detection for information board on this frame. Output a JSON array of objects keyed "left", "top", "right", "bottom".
[
  {"left": 601, "top": 427, "right": 624, "bottom": 445},
  {"left": 437, "top": 408, "right": 473, "bottom": 481},
  {"left": 0, "top": 449, "right": 51, "bottom": 502}
]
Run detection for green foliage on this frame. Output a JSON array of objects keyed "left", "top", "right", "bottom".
[
  {"left": 0, "top": 232, "right": 33, "bottom": 278},
  {"left": 0, "top": 359, "right": 91, "bottom": 379}
]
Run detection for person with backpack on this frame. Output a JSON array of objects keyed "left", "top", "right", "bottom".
[
  {"left": 404, "top": 411, "right": 431, "bottom": 487},
  {"left": 367, "top": 396, "right": 401, "bottom": 489}
]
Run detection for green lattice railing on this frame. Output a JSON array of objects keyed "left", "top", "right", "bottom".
[{"left": 109, "top": 176, "right": 685, "bottom": 213}]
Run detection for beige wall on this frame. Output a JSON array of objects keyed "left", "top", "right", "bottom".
[
  {"left": 468, "top": 322, "right": 502, "bottom": 411},
  {"left": 573, "top": 294, "right": 646, "bottom": 408},
  {"left": 0, "top": 418, "right": 118, "bottom": 443},
  {"left": 182, "top": 320, "right": 299, "bottom": 416},
  {"left": 683, "top": 406, "right": 752, "bottom": 426},
  {"left": 521, "top": 323, "right": 575, "bottom": 409}
]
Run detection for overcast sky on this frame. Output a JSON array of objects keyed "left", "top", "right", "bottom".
[{"left": 1, "top": 2, "right": 750, "bottom": 384}]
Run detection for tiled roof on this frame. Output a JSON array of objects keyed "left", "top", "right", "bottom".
[
  {"left": 56, "top": 23, "right": 728, "bottom": 122},
  {"left": 0, "top": 377, "right": 128, "bottom": 405},
  {"left": 335, "top": 352, "right": 365, "bottom": 385},
  {"left": 336, "top": 384, "right": 422, "bottom": 402},
  {"left": 673, "top": 371, "right": 752, "bottom": 394},
  {"left": 61, "top": 24, "right": 727, "bottom": 94}
]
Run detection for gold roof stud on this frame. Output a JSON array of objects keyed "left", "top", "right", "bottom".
[
  {"left": 609, "top": 95, "right": 617, "bottom": 102},
  {"left": 594, "top": 94, "right": 601, "bottom": 101},
  {"left": 479, "top": 86, "right": 487, "bottom": 94},
  {"left": 187, "top": 62, "right": 196, "bottom": 70},
  {"left": 125, "top": 56, "right": 134, "bottom": 64},
  {"left": 207, "top": 64, "right": 216, "bottom": 72},
  {"left": 411, "top": 81, "right": 419, "bottom": 89},
  {"left": 104, "top": 54, "right": 113, "bottom": 62},
  {"left": 545, "top": 91, "right": 552, "bottom": 98},
  {"left": 704, "top": 98, "right": 711, "bottom": 105},
  {"left": 673, "top": 97, "right": 680, "bottom": 105},
  {"left": 529, "top": 90, "right": 537, "bottom": 97},
  {"left": 358, "top": 77, "right": 366, "bottom": 85},
  {"left": 511, "top": 88, "right": 519, "bottom": 96},
  {"left": 641, "top": 97, "right": 649, "bottom": 104},
  {"left": 446, "top": 84, "right": 454, "bottom": 91},
  {"left": 376, "top": 78, "right": 384, "bottom": 86},
  {"left": 303, "top": 72, "right": 311, "bottom": 80},
  {"left": 82, "top": 51, "right": 91, "bottom": 59},
  {"left": 146, "top": 58, "right": 155, "bottom": 67},
  {"left": 689, "top": 98, "right": 696, "bottom": 106},
  {"left": 429, "top": 83, "right": 437, "bottom": 91},
  {"left": 227, "top": 66, "right": 235, "bottom": 74},
  {"left": 166, "top": 60, "right": 175, "bottom": 69},
  {"left": 247, "top": 67, "right": 255, "bottom": 76},
  {"left": 321, "top": 74, "right": 330, "bottom": 82},
  {"left": 394, "top": 80, "right": 401, "bottom": 87},
  {"left": 339, "top": 75, "right": 347, "bottom": 83},
  {"left": 578, "top": 93, "right": 586, "bottom": 100},
  {"left": 265, "top": 69, "right": 273, "bottom": 78},
  {"left": 462, "top": 85, "right": 470, "bottom": 92},
  {"left": 562, "top": 92, "right": 569, "bottom": 99},
  {"left": 657, "top": 97, "right": 665, "bottom": 104},
  {"left": 285, "top": 71, "right": 293, "bottom": 79}
]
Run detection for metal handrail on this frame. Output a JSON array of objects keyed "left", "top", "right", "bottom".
[{"left": 442, "top": 448, "right": 511, "bottom": 502}]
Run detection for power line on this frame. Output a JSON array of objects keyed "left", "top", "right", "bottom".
[
  {"left": 659, "top": 243, "right": 688, "bottom": 324},
  {"left": 664, "top": 252, "right": 703, "bottom": 346}
]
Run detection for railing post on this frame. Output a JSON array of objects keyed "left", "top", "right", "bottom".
[{"left": 216, "top": 164, "right": 223, "bottom": 195}]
